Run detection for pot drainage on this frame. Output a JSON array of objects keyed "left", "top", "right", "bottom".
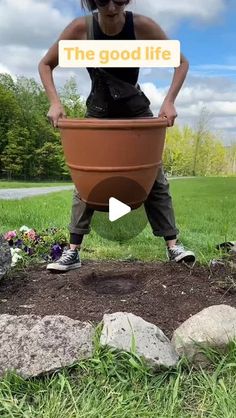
[{"left": 82, "top": 271, "right": 143, "bottom": 295}]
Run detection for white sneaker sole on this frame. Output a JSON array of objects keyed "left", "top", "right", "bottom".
[
  {"left": 46, "top": 262, "right": 82, "bottom": 271},
  {"left": 174, "top": 251, "right": 196, "bottom": 263}
]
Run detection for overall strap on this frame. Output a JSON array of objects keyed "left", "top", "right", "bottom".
[{"left": 85, "top": 14, "right": 94, "bottom": 40}]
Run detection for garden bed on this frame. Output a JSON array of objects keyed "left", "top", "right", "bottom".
[{"left": 1, "top": 258, "right": 236, "bottom": 338}]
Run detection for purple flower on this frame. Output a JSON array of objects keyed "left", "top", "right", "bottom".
[
  {"left": 15, "top": 239, "right": 23, "bottom": 248},
  {"left": 50, "top": 244, "right": 63, "bottom": 260},
  {"left": 28, "top": 247, "right": 34, "bottom": 256},
  {"left": 23, "top": 246, "right": 34, "bottom": 256}
]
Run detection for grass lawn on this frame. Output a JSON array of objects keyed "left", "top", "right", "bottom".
[
  {"left": 0, "top": 180, "right": 73, "bottom": 188},
  {"left": 1, "top": 337, "right": 236, "bottom": 417},
  {"left": 1, "top": 177, "right": 236, "bottom": 417},
  {"left": 0, "top": 177, "right": 235, "bottom": 263}
]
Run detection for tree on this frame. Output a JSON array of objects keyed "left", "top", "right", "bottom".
[
  {"left": 0, "top": 83, "right": 21, "bottom": 174},
  {"left": 192, "top": 106, "right": 212, "bottom": 176},
  {"left": 1, "top": 127, "right": 29, "bottom": 179},
  {"left": 59, "top": 77, "right": 86, "bottom": 118},
  {"left": 195, "top": 133, "right": 226, "bottom": 176},
  {"left": 163, "top": 122, "right": 227, "bottom": 177},
  {"left": 164, "top": 125, "right": 194, "bottom": 176},
  {"left": 226, "top": 143, "right": 236, "bottom": 175},
  {"left": 0, "top": 73, "right": 16, "bottom": 92},
  {"left": 34, "top": 142, "right": 70, "bottom": 180}
]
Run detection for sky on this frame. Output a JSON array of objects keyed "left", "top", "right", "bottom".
[{"left": 0, "top": 0, "right": 235, "bottom": 145}]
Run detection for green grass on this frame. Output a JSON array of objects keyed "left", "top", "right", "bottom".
[
  {"left": 0, "top": 180, "right": 73, "bottom": 188},
  {"left": 1, "top": 177, "right": 236, "bottom": 416},
  {"left": 1, "top": 177, "right": 235, "bottom": 263},
  {"left": 1, "top": 331, "right": 236, "bottom": 418}
]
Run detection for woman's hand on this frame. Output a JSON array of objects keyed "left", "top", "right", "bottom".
[
  {"left": 158, "top": 101, "right": 178, "bottom": 127},
  {"left": 47, "top": 103, "right": 66, "bottom": 128}
]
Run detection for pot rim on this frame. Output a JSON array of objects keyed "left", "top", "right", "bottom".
[{"left": 57, "top": 116, "right": 168, "bottom": 129}]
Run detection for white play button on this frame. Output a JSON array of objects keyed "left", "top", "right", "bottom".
[{"left": 109, "top": 197, "right": 131, "bottom": 222}]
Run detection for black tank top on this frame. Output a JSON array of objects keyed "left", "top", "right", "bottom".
[{"left": 87, "top": 11, "right": 139, "bottom": 85}]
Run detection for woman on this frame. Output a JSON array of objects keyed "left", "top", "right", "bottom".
[{"left": 38, "top": 0, "right": 195, "bottom": 271}]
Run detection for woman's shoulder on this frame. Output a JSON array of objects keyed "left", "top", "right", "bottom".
[
  {"left": 132, "top": 13, "right": 167, "bottom": 40},
  {"left": 60, "top": 16, "right": 88, "bottom": 40},
  {"left": 133, "top": 13, "right": 157, "bottom": 27}
]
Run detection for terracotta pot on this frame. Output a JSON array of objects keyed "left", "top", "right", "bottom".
[{"left": 58, "top": 117, "right": 168, "bottom": 211}]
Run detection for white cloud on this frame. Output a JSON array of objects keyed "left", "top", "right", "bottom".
[
  {"left": 140, "top": 80, "right": 236, "bottom": 144},
  {"left": 0, "top": 62, "right": 13, "bottom": 76},
  {"left": 1, "top": 45, "right": 44, "bottom": 76},
  {"left": 190, "top": 64, "right": 236, "bottom": 78},
  {"left": 173, "top": 85, "right": 236, "bottom": 105},
  {"left": 0, "top": 0, "right": 71, "bottom": 47},
  {"left": 130, "top": 0, "right": 226, "bottom": 31},
  {"left": 0, "top": 0, "right": 228, "bottom": 49},
  {"left": 53, "top": 67, "right": 92, "bottom": 99}
]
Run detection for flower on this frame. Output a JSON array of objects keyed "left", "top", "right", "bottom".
[
  {"left": 10, "top": 248, "right": 23, "bottom": 267},
  {"left": 50, "top": 243, "right": 63, "bottom": 260},
  {"left": 4, "top": 226, "right": 69, "bottom": 266},
  {"left": 15, "top": 239, "right": 23, "bottom": 248},
  {"left": 4, "top": 230, "right": 17, "bottom": 241},
  {"left": 19, "top": 225, "right": 31, "bottom": 233},
  {"left": 24, "top": 229, "right": 37, "bottom": 241}
]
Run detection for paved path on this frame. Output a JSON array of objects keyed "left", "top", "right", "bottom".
[
  {"left": 0, "top": 186, "right": 74, "bottom": 200},
  {"left": 0, "top": 177, "right": 195, "bottom": 200}
]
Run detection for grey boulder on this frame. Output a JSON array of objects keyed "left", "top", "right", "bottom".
[
  {"left": 100, "top": 312, "right": 178, "bottom": 369},
  {"left": 172, "top": 304, "right": 236, "bottom": 364},
  {"left": 0, "top": 235, "right": 11, "bottom": 279},
  {"left": 0, "top": 315, "right": 94, "bottom": 378}
]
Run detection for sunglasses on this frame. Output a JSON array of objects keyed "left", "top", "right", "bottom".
[{"left": 95, "top": 0, "right": 129, "bottom": 7}]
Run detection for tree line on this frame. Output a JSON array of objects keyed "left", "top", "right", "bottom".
[{"left": 0, "top": 73, "right": 235, "bottom": 180}]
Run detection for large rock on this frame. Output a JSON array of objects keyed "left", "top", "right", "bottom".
[
  {"left": 100, "top": 312, "right": 178, "bottom": 369},
  {"left": 0, "top": 315, "right": 94, "bottom": 378},
  {"left": 172, "top": 305, "right": 236, "bottom": 364},
  {"left": 0, "top": 235, "right": 11, "bottom": 279}
]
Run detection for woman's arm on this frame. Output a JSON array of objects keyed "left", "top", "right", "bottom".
[
  {"left": 38, "top": 18, "right": 85, "bottom": 127},
  {"left": 135, "top": 15, "right": 189, "bottom": 126}
]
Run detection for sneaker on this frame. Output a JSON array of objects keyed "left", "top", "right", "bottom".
[
  {"left": 167, "top": 242, "right": 196, "bottom": 263},
  {"left": 216, "top": 241, "right": 236, "bottom": 253},
  {"left": 47, "top": 248, "right": 81, "bottom": 271}
]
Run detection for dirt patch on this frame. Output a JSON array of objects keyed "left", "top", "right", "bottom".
[
  {"left": 82, "top": 271, "right": 144, "bottom": 294},
  {"left": 0, "top": 259, "right": 236, "bottom": 338}
]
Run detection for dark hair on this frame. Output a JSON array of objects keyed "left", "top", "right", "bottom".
[
  {"left": 81, "top": 0, "right": 97, "bottom": 11},
  {"left": 80, "top": 0, "right": 131, "bottom": 12}
]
